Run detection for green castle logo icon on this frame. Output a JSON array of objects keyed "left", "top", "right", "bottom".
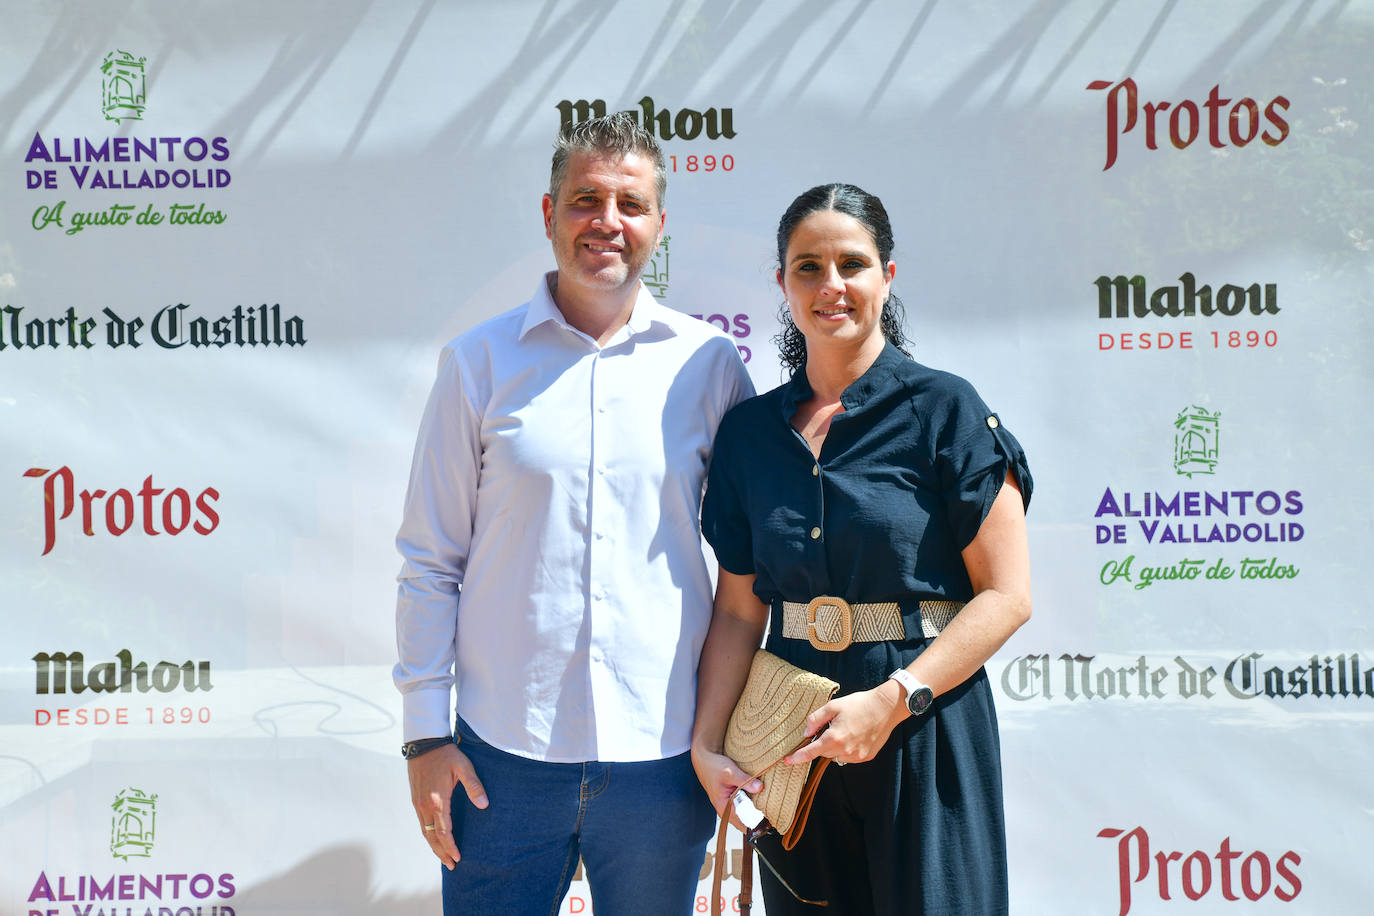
[
  {"left": 101, "top": 50, "right": 147, "bottom": 123},
  {"left": 1174, "top": 406, "right": 1220, "bottom": 477},
  {"left": 111, "top": 787, "right": 157, "bottom": 860}
]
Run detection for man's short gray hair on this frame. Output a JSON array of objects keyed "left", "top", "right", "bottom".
[{"left": 549, "top": 113, "right": 667, "bottom": 208}]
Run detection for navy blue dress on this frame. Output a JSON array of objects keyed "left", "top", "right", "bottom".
[{"left": 702, "top": 343, "right": 1031, "bottom": 916}]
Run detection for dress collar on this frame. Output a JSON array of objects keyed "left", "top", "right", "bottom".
[{"left": 780, "top": 341, "right": 907, "bottom": 420}]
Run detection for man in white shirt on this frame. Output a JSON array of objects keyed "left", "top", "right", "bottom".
[{"left": 394, "top": 113, "right": 753, "bottom": 915}]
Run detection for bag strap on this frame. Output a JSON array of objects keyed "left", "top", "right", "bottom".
[
  {"left": 780, "top": 756, "right": 831, "bottom": 850},
  {"left": 710, "top": 811, "right": 753, "bottom": 916},
  {"left": 710, "top": 734, "right": 822, "bottom": 916}
]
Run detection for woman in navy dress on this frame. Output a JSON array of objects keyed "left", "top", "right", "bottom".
[{"left": 691, "top": 183, "right": 1033, "bottom": 915}]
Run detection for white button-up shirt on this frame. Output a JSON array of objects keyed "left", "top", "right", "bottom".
[{"left": 394, "top": 273, "right": 753, "bottom": 762}]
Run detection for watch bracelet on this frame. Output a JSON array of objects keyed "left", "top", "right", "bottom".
[{"left": 401, "top": 734, "right": 459, "bottom": 759}]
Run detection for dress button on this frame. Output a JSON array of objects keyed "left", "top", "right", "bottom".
[
  {"left": 810, "top": 527, "right": 821, "bottom": 540},
  {"left": 812, "top": 465, "right": 819, "bottom": 477},
  {"left": 987, "top": 415, "right": 999, "bottom": 429}
]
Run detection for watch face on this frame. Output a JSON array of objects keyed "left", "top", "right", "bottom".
[{"left": 908, "top": 686, "right": 934, "bottom": 716}]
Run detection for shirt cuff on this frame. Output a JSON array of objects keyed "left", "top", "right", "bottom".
[{"left": 402, "top": 686, "right": 454, "bottom": 742}]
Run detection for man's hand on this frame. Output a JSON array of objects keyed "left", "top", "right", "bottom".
[{"left": 408, "top": 743, "right": 489, "bottom": 869}]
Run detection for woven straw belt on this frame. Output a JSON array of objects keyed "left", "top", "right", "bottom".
[{"left": 780, "top": 597, "right": 966, "bottom": 651}]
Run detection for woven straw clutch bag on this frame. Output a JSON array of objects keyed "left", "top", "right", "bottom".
[{"left": 723, "top": 649, "right": 839, "bottom": 836}]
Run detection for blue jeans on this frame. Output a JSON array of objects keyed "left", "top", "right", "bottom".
[{"left": 443, "top": 719, "right": 715, "bottom": 916}]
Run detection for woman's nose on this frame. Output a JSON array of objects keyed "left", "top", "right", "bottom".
[{"left": 818, "top": 264, "right": 844, "bottom": 296}]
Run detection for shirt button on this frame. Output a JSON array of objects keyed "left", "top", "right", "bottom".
[
  {"left": 810, "top": 527, "right": 821, "bottom": 540},
  {"left": 987, "top": 415, "right": 999, "bottom": 429},
  {"left": 812, "top": 465, "right": 819, "bottom": 477}
]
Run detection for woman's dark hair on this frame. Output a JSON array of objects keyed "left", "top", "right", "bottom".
[{"left": 773, "top": 183, "right": 910, "bottom": 374}]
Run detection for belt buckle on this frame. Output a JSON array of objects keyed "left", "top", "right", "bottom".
[{"left": 805, "top": 596, "right": 852, "bottom": 651}]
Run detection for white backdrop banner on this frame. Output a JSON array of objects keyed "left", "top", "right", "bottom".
[{"left": 3, "top": 1, "right": 1372, "bottom": 913}]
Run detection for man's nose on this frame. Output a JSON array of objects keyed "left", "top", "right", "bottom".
[{"left": 592, "top": 199, "right": 623, "bottom": 231}]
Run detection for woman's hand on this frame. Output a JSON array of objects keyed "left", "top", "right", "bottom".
[
  {"left": 692, "top": 744, "right": 763, "bottom": 829},
  {"left": 783, "top": 680, "right": 907, "bottom": 767},
  {"left": 691, "top": 569, "right": 770, "bottom": 828}
]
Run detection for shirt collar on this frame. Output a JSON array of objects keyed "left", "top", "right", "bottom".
[
  {"left": 519, "top": 271, "right": 676, "bottom": 344},
  {"left": 517, "top": 272, "right": 568, "bottom": 339},
  {"left": 781, "top": 341, "right": 907, "bottom": 420}
]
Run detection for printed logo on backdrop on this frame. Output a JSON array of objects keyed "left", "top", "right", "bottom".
[
  {"left": 111, "top": 788, "right": 157, "bottom": 860},
  {"left": 1096, "top": 826, "right": 1300, "bottom": 915},
  {"left": 691, "top": 309, "right": 752, "bottom": 363},
  {"left": 1086, "top": 79, "right": 1291, "bottom": 171},
  {"left": 559, "top": 851, "right": 750, "bottom": 914},
  {"left": 1095, "top": 272, "right": 1281, "bottom": 354},
  {"left": 101, "top": 51, "right": 147, "bottom": 123},
  {"left": 0, "top": 303, "right": 306, "bottom": 351},
  {"left": 642, "top": 235, "right": 671, "bottom": 299},
  {"left": 562, "top": 824, "right": 767, "bottom": 912},
  {"left": 641, "top": 235, "right": 755, "bottom": 364},
  {"left": 1173, "top": 406, "right": 1219, "bottom": 477},
  {"left": 557, "top": 96, "right": 737, "bottom": 176},
  {"left": 1001, "top": 651, "right": 1373, "bottom": 703},
  {"left": 5, "top": 52, "right": 305, "bottom": 352},
  {"left": 24, "top": 49, "right": 231, "bottom": 236},
  {"left": 22, "top": 466, "right": 220, "bottom": 556},
  {"left": 32, "top": 649, "right": 215, "bottom": 729},
  {"left": 1094, "top": 405, "right": 1301, "bottom": 590},
  {"left": 25, "top": 788, "right": 237, "bottom": 915}
]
